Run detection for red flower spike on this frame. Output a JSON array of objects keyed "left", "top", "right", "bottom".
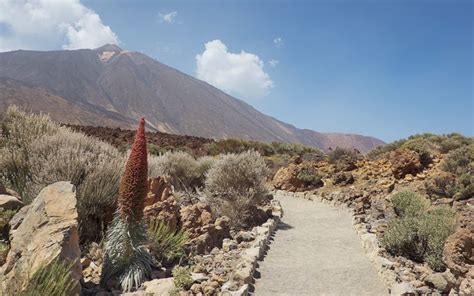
[{"left": 118, "top": 117, "right": 148, "bottom": 222}]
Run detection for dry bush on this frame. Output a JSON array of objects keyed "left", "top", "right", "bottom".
[
  {"left": 296, "top": 166, "right": 323, "bottom": 188},
  {"left": 0, "top": 106, "right": 63, "bottom": 197},
  {"left": 27, "top": 130, "right": 125, "bottom": 242},
  {"left": 205, "top": 151, "right": 269, "bottom": 228},
  {"left": 148, "top": 151, "right": 201, "bottom": 191}
]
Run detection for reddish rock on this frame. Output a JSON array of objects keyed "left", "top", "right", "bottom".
[{"left": 389, "top": 148, "right": 423, "bottom": 179}]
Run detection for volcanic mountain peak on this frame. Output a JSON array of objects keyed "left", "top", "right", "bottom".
[{"left": 0, "top": 46, "right": 385, "bottom": 152}]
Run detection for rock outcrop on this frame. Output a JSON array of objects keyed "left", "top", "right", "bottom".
[
  {"left": 143, "top": 177, "right": 180, "bottom": 231},
  {"left": 0, "top": 182, "right": 82, "bottom": 295},
  {"left": 180, "top": 203, "right": 231, "bottom": 254}
]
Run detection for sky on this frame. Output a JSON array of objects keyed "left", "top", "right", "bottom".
[{"left": 0, "top": 0, "right": 472, "bottom": 142}]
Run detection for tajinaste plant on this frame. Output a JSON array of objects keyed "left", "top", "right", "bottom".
[{"left": 100, "top": 118, "right": 153, "bottom": 292}]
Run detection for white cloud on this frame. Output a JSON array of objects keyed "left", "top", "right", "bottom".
[
  {"left": 273, "top": 37, "right": 283, "bottom": 48},
  {"left": 0, "top": 0, "right": 119, "bottom": 52},
  {"left": 196, "top": 39, "right": 274, "bottom": 99},
  {"left": 158, "top": 11, "right": 178, "bottom": 24},
  {"left": 269, "top": 59, "right": 279, "bottom": 67}
]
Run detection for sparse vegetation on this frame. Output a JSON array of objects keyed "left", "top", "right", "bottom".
[
  {"left": 148, "top": 220, "right": 187, "bottom": 264},
  {"left": 8, "top": 260, "right": 78, "bottom": 296},
  {"left": 170, "top": 266, "right": 193, "bottom": 296},
  {"left": 367, "top": 133, "right": 473, "bottom": 159},
  {"left": 383, "top": 191, "right": 456, "bottom": 271},
  {"left": 328, "top": 147, "right": 359, "bottom": 171},
  {"left": 296, "top": 166, "right": 323, "bottom": 187}
]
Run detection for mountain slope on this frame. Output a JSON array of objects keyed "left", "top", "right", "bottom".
[{"left": 0, "top": 45, "right": 384, "bottom": 152}]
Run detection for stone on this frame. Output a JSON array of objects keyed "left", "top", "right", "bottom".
[
  {"left": 391, "top": 282, "right": 417, "bottom": 295},
  {"left": 143, "top": 278, "right": 175, "bottom": 295},
  {"left": 235, "top": 231, "right": 256, "bottom": 243},
  {"left": 443, "top": 228, "right": 473, "bottom": 276},
  {"left": 222, "top": 238, "right": 237, "bottom": 252},
  {"left": 389, "top": 148, "right": 423, "bottom": 179},
  {"left": 425, "top": 273, "right": 450, "bottom": 293},
  {"left": 0, "top": 195, "right": 23, "bottom": 211},
  {"left": 0, "top": 182, "right": 81, "bottom": 295},
  {"left": 192, "top": 272, "right": 209, "bottom": 283}
]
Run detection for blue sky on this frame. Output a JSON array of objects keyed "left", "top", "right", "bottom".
[{"left": 1, "top": 0, "right": 473, "bottom": 142}]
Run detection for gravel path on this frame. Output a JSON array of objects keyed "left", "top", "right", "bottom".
[{"left": 253, "top": 192, "right": 388, "bottom": 296}]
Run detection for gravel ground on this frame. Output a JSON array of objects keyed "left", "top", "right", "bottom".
[{"left": 253, "top": 192, "right": 388, "bottom": 296}]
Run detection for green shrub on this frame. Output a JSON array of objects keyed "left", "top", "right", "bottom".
[
  {"left": 328, "top": 147, "right": 358, "bottom": 171},
  {"left": 205, "top": 151, "right": 269, "bottom": 228},
  {"left": 441, "top": 145, "right": 474, "bottom": 176},
  {"left": 170, "top": 266, "right": 193, "bottom": 295},
  {"left": 149, "top": 151, "right": 200, "bottom": 191},
  {"left": 0, "top": 208, "right": 16, "bottom": 231},
  {"left": 383, "top": 191, "right": 456, "bottom": 271},
  {"left": 391, "top": 191, "right": 428, "bottom": 218},
  {"left": 296, "top": 166, "right": 323, "bottom": 187},
  {"left": 21, "top": 260, "right": 77, "bottom": 296},
  {"left": 424, "top": 173, "right": 457, "bottom": 199},
  {"left": 148, "top": 220, "right": 187, "bottom": 264},
  {"left": 195, "top": 155, "right": 216, "bottom": 179},
  {"left": 0, "top": 106, "right": 62, "bottom": 197}
]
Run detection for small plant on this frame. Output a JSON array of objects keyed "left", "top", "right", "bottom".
[
  {"left": 383, "top": 191, "right": 456, "bottom": 271},
  {"left": 170, "top": 266, "right": 193, "bottom": 295},
  {"left": 0, "top": 208, "right": 16, "bottom": 231},
  {"left": 19, "top": 260, "right": 77, "bottom": 296},
  {"left": 296, "top": 166, "right": 323, "bottom": 187},
  {"left": 101, "top": 118, "right": 153, "bottom": 292},
  {"left": 328, "top": 147, "right": 358, "bottom": 171},
  {"left": 0, "top": 241, "right": 9, "bottom": 265},
  {"left": 148, "top": 220, "right": 187, "bottom": 264},
  {"left": 391, "top": 191, "right": 428, "bottom": 218}
]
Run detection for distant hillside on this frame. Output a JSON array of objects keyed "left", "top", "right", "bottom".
[{"left": 0, "top": 44, "right": 384, "bottom": 152}]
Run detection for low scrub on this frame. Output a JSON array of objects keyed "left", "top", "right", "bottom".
[
  {"left": 27, "top": 130, "right": 125, "bottom": 242},
  {"left": 367, "top": 133, "right": 473, "bottom": 159},
  {"left": 383, "top": 191, "right": 456, "bottom": 271},
  {"left": 149, "top": 151, "right": 210, "bottom": 191},
  {"left": 441, "top": 145, "right": 474, "bottom": 176},
  {"left": 0, "top": 108, "right": 124, "bottom": 242},
  {"left": 328, "top": 147, "right": 358, "bottom": 171},
  {"left": 296, "top": 166, "right": 323, "bottom": 188},
  {"left": 0, "top": 106, "right": 63, "bottom": 197},
  {"left": 205, "top": 151, "right": 269, "bottom": 228}
]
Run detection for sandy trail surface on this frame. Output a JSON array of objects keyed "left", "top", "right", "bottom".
[{"left": 253, "top": 192, "right": 388, "bottom": 296}]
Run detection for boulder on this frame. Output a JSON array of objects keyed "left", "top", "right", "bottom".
[
  {"left": 390, "top": 282, "right": 417, "bottom": 295},
  {"left": 0, "top": 195, "right": 23, "bottom": 211},
  {"left": 143, "top": 278, "right": 175, "bottom": 295},
  {"left": 272, "top": 164, "right": 306, "bottom": 192},
  {"left": 389, "top": 148, "right": 423, "bottom": 179},
  {"left": 332, "top": 171, "right": 355, "bottom": 186},
  {"left": 424, "top": 273, "right": 451, "bottom": 293},
  {"left": 0, "top": 182, "right": 81, "bottom": 295},
  {"left": 143, "top": 177, "right": 180, "bottom": 230},
  {"left": 443, "top": 228, "right": 473, "bottom": 276}
]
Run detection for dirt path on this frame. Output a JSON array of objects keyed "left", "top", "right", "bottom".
[{"left": 253, "top": 192, "right": 388, "bottom": 296}]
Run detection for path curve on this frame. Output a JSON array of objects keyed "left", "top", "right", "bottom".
[{"left": 254, "top": 191, "right": 388, "bottom": 296}]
